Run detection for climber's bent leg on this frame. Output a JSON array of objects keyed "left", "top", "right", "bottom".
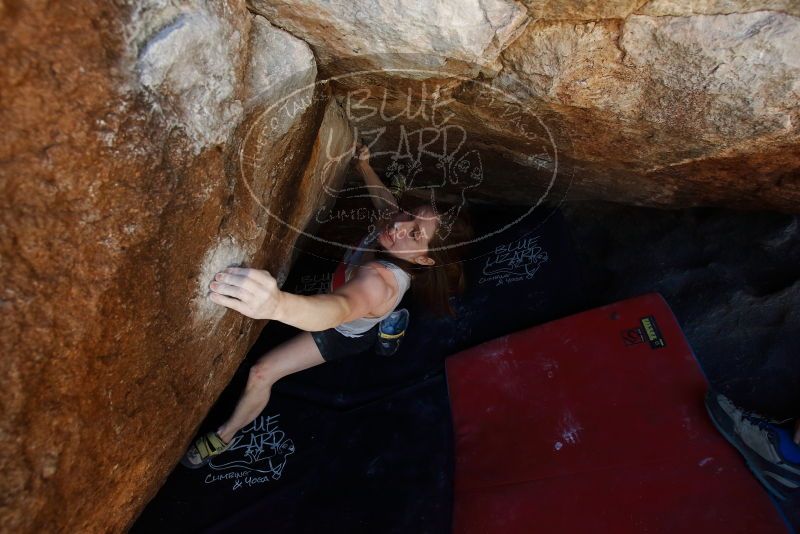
[{"left": 216, "top": 331, "right": 324, "bottom": 444}]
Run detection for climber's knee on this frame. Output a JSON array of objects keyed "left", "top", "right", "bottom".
[{"left": 247, "top": 361, "right": 276, "bottom": 389}]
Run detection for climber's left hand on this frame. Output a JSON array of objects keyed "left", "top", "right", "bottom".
[
  {"left": 208, "top": 267, "right": 282, "bottom": 320},
  {"left": 354, "top": 141, "right": 371, "bottom": 169}
]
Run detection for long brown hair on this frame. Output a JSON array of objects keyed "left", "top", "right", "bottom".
[{"left": 374, "top": 201, "right": 473, "bottom": 316}]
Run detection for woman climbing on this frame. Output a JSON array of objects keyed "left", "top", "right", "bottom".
[{"left": 182, "top": 141, "right": 470, "bottom": 468}]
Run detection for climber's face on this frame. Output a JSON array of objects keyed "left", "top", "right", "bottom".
[{"left": 378, "top": 205, "right": 438, "bottom": 266}]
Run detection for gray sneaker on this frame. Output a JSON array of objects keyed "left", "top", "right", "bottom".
[{"left": 705, "top": 390, "right": 800, "bottom": 501}]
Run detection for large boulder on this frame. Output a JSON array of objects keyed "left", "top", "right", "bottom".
[
  {"left": 0, "top": 2, "right": 351, "bottom": 531},
  {"left": 247, "top": 0, "right": 530, "bottom": 77},
  {"left": 494, "top": 9, "right": 800, "bottom": 209},
  {"left": 250, "top": 0, "right": 799, "bottom": 210}
]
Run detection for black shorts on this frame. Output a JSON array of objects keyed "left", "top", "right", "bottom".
[{"left": 311, "top": 324, "right": 379, "bottom": 362}]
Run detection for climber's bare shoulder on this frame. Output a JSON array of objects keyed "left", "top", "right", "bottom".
[{"left": 332, "top": 261, "right": 399, "bottom": 319}]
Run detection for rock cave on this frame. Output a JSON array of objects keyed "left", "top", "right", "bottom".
[{"left": 1, "top": 0, "right": 798, "bottom": 532}]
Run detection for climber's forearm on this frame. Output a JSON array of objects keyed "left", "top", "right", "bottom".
[
  {"left": 208, "top": 266, "right": 381, "bottom": 327},
  {"left": 356, "top": 163, "right": 398, "bottom": 212},
  {"left": 273, "top": 266, "right": 390, "bottom": 331},
  {"left": 273, "top": 292, "right": 352, "bottom": 331}
]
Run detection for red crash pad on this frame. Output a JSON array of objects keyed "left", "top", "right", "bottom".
[{"left": 446, "top": 293, "right": 787, "bottom": 533}]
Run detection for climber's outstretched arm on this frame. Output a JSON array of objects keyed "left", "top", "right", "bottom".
[
  {"left": 207, "top": 265, "right": 393, "bottom": 331},
  {"left": 354, "top": 142, "right": 398, "bottom": 214}
]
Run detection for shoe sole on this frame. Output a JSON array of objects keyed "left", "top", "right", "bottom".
[
  {"left": 180, "top": 437, "right": 231, "bottom": 470},
  {"left": 179, "top": 452, "right": 210, "bottom": 470},
  {"left": 705, "top": 398, "right": 791, "bottom": 501}
]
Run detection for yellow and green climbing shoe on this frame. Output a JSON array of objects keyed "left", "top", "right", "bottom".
[{"left": 180, "top": 431, "right": 231, "bottom": 469}]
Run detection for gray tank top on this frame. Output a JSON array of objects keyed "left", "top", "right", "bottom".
[{"left": 333, "top": 231, "right": 412, "bottom": 338}]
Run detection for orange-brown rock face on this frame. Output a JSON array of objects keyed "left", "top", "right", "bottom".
[{"left": 0, "top": 2, "right": 350, "bottom": 532}]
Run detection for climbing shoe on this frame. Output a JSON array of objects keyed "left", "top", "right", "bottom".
[
  {"left": 705, "top": 390, "right": 800, "bottom": 500},
  {"left": 180, "top": 431, "right": 231, "bottom": 470},
  {"left": 375, "top": 308, "right": 409, "bottom": 356}
]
